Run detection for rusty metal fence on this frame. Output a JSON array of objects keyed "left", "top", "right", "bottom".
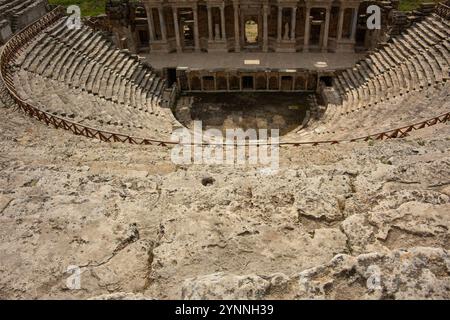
[{"left": 0, "top": 6, "right": 449, "bottom": 148}]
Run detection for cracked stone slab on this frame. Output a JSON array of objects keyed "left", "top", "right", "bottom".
[{"left": 297, "top": 247, "right": 450, "bottom": 300}]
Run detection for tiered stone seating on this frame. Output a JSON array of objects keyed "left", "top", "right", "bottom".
[
  {"left": 13, "top": 69, "right": 173, "bottom": 139},
  {"left": 295, "top": 82, "right": 449, "bottom": 141},
  {"left": 291, "top": 13, "right": 449, "bottom": 142},
  {"left": 330, "top": 14, "right": 449, "bottom": 116},
  {"left": 13, "top": 16, "right": 175, "bottom": 139}
]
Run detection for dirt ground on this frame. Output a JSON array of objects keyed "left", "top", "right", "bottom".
[{"left": 176, "top": 92, "right": 310, "bottom": 135}]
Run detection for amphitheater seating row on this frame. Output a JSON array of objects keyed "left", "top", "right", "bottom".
[
  {"left": 0, "top": 0, "right": 40, "bottom": 17},
  {"left": 17, "top": 17, "right": 166, "bottom": 113},
  {"left": 13, "top": 69, "right": 173, "bottom": 139},
  {"left": 331, "top": 14, "right": 449, "bottom": 116},
  {"left": 295, "top": 81, "right": 449, "bottom": 141},
  {"left": 290, "top": 13, "right": 450, "bottom": 141},
  {"left": 12, "top": 16, "right": 176, "bottom": 138}
]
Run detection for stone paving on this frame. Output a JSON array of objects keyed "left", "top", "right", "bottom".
[{"left": 144, "top": 51, "right": 366, "bottom": 71}]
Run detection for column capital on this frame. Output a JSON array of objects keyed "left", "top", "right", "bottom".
[{"left": 206, "top": 0, "right": 226, "bottom": 8}]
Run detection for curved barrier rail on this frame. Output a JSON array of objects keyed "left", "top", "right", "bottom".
[{"left": 1, "top": 6, "right": 449, "bottom": 148}]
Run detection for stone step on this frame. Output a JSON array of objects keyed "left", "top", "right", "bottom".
[
  {"left": 431, "top": 45, "right": 449, "bottom": 79},
  {"left": 421, "top": 50, "right": 442, "bottom": 83},
  {"left": 378, "top": 48, "right": 396, "bottom": 68},
  {"left": 422, "top": 17, "right": 447, "bottom": 39},
  {"left": 384, "top": 45, "right": 402, "bottom": 65}
]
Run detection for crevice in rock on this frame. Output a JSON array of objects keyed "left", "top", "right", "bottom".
[
  {"left": 297, "top": 208, "right": 344, "bottom": 232},
  {"left": 140, "top": 223, "right": 166, "bottom": 293},
  {"left": 428, "top": 181, "right": 450, "bottom": 188},
  {"left": 80, "top": 223, "right": 140, "bottom": 269},
  {"left": 339, "top": 224, "right": 354, "bottom": 255},
  {"left": 0, "top": 198, "right": 13, "bottom": 215}
]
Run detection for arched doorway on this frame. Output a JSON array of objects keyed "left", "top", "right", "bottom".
[
  {"left": 180, "top": 8, "right": 194, "bottom": 49},
  {"left": 242, "top": 14, "right": 260, "bottom": 50},
  {"left": 244, "top": 20, "right": 258, "bottom": 44}
]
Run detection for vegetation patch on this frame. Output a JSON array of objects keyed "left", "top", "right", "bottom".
[
  {"left": 48, "top": 0, "right": 106, "bottom": 16},
  {"left": 398, "top": 0, "right": 439, "bottom": 12}
]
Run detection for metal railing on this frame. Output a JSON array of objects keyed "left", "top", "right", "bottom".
[{"left": 0, "top": 6, "right": 449, "bottom": 148}]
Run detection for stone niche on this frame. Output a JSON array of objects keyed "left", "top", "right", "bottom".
[{"left": 180, "top": 68, "right": 319, "bottom": 92}]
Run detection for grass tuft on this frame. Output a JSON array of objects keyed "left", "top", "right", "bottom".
[
  {"left": 398, "top": 0, "right": 439, "bottom": 12},
  {"left": 48, "top": 0, "right": 441, "bottom": 17},
  {"left": 48, "top": 0, "right": 106, "bottom": 17}
]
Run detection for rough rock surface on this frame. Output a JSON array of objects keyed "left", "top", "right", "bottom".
[{"left": 0, "top": 99, "right": 449, "bottom": 299}]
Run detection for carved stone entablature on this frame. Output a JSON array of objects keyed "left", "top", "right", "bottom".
[{"left": 106, "top": 0, "right": 397, "bottom": 54}]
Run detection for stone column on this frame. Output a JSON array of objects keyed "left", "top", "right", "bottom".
[
  {"left": 220, "top": 4, "right": 226, "bottom": 40},
  {"left": 322, "top": 6, "right": 330, "bottom": 51},
  {"left": 277, "top": 6, "right": 282, "bottom": 42},
  {"left": 263, "top": 4, "right": 269, "bottom": 51},
  {"left": 303, "top": 6, "right": 311, "bottom": 52},
  {"left": 207, "top": 5, "right": 213, "bottom": 41},
  {"left": 193, "top": 5, "right": 200, "bottom": 51},
  {"left": 145, "top": 5, "right": 155, "bottom": 42},
  {"left": 233, "top": 2, "right": 240, "bottom": 51},
  {"left": 291, "top": 7, "right": 297, "bottom": 41},
  {"left": 351, "top": 7, "right": 358, "bottom": 41},
  {"left": 172, "top": 7, "right": 182, "bottom": 52},
  {"left": 158, "top": 6, "right": 167, "bottom": 41},
  {"left": 337, "top": 5, "right": 345, "bottom": 41}
]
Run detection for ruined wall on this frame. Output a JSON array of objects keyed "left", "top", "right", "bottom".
[{"left": 0, "top": 0, "right": 49, "bottom": 45}]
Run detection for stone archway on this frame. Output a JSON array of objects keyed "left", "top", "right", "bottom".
[
  {"left": 179, "top": 8, "right": 195, "bottom": 49},
  {"left": 244, "top": 19, "right": 258, "bottom": 45},
  {"left": 240, "top": 8, "right": 261, "bottom": 50}
]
